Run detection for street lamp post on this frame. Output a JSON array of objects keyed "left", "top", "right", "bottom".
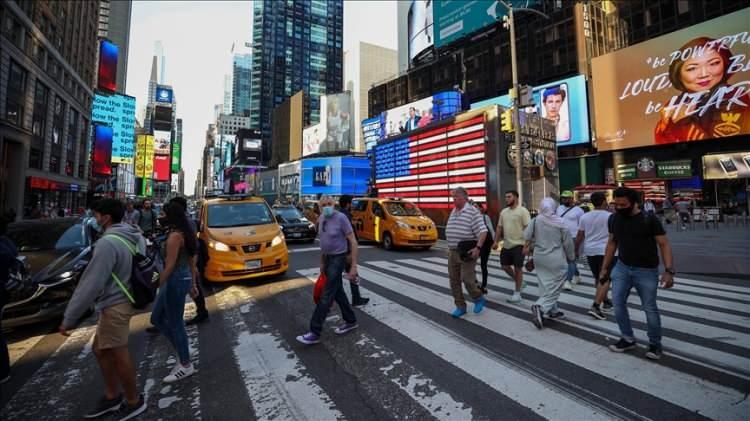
[{"left": 497, "top": 1, "right": 549, "bottom": 204}]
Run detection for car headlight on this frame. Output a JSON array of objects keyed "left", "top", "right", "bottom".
[
  {"left": 396, "top": 221, "right": 410, "bottom": 230},
  {"left": 271, "top": 234, "right": 284, "bottom": 247},
  {"left": 57, "top": 271, "right": 74, "bottom": 279},
  {"left": 209, "top": 239, "right": 231, "bottom": 251}
]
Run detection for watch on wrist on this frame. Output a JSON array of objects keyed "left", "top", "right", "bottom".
[{"left": 665, "top": 268, "right": 676, "bottom": 275}]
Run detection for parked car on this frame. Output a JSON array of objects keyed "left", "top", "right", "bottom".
[
  {"left": 273, "top": 205, "right": 317, "bottom": 243},
  {"left": 3, "top": 217, "right": 95, "bottom": 328},
  {"left": 350, "top": 197, "right": 438, "bottom": 250}
]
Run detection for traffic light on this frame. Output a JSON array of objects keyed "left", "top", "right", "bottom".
[{"left": 501, "top": 109, "right": 514, "bottom": 132}]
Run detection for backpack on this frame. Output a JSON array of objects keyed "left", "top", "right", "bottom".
[{"left": 105, "top": 234, "right": 161, "bottom": 309}]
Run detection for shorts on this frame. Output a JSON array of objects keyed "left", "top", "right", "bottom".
[
  {"left": 500, "top": 246, "right": 524, "bottom": 268},
  {"left": 95, "top": 302, "right": 134, "bottom": 350},
  {"left": 587, "top": 255, "right": 617, "bottom": 284}
]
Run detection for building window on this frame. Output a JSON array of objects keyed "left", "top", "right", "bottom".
[
  {"left": 66, "top": 160, "right": 74, "bottom": 176},
  {"left": 52, "top": 96, "right": 65, "bottom": 145},
  {"left": 677, "top": 0, "right": 690, "bottom": 15},
  {"left": 5, "top": 61, "right": 27, "bottom": 126},
  {"left": 32, "top": 81, "right": 49, "bottom": 138},
  {"left": 29, "top": 148, "right": 43, "bottom": 170},
  {"left": 67, "top": 109, "right": 79, "bottom": 152},
  {"left": 50, "top": 155, "right": 60, "bottom": 173}
]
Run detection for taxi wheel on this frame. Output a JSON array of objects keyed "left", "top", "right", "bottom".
[{"left": 383, "top": 232, "right": 394, "bottom": 251}]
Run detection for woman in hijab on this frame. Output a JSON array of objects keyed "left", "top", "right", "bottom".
[{"left": 523, "top": 197, "right": 576, "bottom": 329}]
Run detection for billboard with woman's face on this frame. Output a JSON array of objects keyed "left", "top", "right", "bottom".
[{"left": 592, "top": 8, "right": 750, "bottom": 151}]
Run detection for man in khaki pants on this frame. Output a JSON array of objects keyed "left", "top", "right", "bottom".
[{"left": 445, "top": 187, "right": 488, "bottom": 318}]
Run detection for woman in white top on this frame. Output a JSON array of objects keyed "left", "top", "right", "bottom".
[
  {"left": 523, "top": 198, "right": 576, "bottom": 329},
  {"left": 475, "top": 203, "right": 495, "bottom": 294}
]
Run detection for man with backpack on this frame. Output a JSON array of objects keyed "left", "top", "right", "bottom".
[{"left": 59, "top": 199, "right": 148, "bottom": 419}]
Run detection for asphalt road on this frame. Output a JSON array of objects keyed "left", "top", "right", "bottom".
[{"left": 2, "top": 239, "right": 749, "bottom": 420}]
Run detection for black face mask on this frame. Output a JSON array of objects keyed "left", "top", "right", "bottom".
[{"left": 616, "top": 207, "right": 633, "bottom": 217}]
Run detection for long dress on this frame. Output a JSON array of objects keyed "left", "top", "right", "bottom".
[{"left": 524, "top": 218, "right": 575, "bottom": 315}]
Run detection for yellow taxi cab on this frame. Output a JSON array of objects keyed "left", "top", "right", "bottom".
[
  {"left": 350, "top": 197, "right": 438, "bottom": 250},
  {"left": 198, "top": 195, "right": 288, "bottom": 282}
]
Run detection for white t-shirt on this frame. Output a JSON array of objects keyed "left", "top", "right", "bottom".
[
  {"left": 578, "top": 209, "right": 612, "bottom": 257},
  {"left": 556, "top": 204, "right": 584, "bottom": 238}
]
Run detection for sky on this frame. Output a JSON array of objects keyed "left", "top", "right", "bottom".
[{"left": 126, "top": 0, "right": 399, "bottom": 196}]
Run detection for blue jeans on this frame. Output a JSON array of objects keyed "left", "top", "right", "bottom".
[
  {"left": 611, "top": 262, "right": 662, "bottom": 347},
  {"left": 151, "top": 266, "right": 192, "bottom": 364},
  {"left": 310, "top": 254, "right": 356, "bottom": 336}
]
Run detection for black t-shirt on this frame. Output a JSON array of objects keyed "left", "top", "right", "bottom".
[{"left": 608, "top": 211, "right": 666, "bottom": 268}]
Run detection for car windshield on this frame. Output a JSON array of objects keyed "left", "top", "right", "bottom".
[
  {"left": 274, "top": 207, "right": 303, "bottom": 221},
  {"left": 208, "top": 203, "right": 274, "bottom": 228},
  {"left": 385, "top": 201, "right": 422, "bottom": 216},
  {"left": 7, "top": 218, "right": 84, "bottom": 251}
]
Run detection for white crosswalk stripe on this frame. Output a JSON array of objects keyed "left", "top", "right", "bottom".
[{"left": 4, "top": 254, "right": 748, "bottom": 420}]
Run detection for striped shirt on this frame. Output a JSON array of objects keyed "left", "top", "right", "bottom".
[{"left": 445, "top": 204, "right": 487, "bottom": 248}]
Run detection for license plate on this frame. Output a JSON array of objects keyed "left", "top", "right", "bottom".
[
  {"left": 420, "top": 235, "right": 428, "bottom": 240},
  {"left": 291, "top": 233, "right": 302, "bottom": 238},
  {"left": 245, "top": 260, "right": 261, "bottom": 269}
]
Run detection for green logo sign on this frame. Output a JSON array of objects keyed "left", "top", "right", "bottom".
[
  {"left": 656, "top": 160, "right": 691, "bottom": 179},
  {"left": 616, "top": 164, "right": 637, "bottom": 181}
]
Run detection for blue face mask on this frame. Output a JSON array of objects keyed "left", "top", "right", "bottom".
[
  {"left": 90, "top": 219, "right": 103, "bottom": 233},
  {"left": 322, "top": 206, "right": 334, "bottom": 217}
]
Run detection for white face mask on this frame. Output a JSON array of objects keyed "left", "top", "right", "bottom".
[{"left": 322, "top": 206, "right": 334, "bottom": 217}]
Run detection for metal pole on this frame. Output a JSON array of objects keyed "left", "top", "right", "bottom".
[{"left": 508, "top": 6, "right": 523, "bottom": 202}]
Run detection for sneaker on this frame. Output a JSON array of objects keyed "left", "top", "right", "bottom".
[
  {"left": 573, "top": 275, "right": 581, "bottom": 285},
  {"left": 451, "top": 307, "right": 467, "bottom": 318},
  {"left": 645, "top": 345, "right": 663, "bottom": 360},
  {"left": 588, "top": 305, "right": 606, "bottom": 320},
  {"left": 84, "top": 394, "right": 123, "bottom": 418},
  {"left": 334, "top": 322, "right": 359, "bottom": 335},
  {"left": 186, "top": 312, "right": 209, "bottom": 326},
  {"left": 531, "top": 304, "right": 543, "bottom": 329},
  {"left": 351, "top": 297, "right": 370, "bottom": 307},
  {"left": 609, "top": 338, "right": 637, "bottom": 353},
  {"left": 473, "top": 296, "right": 486, "bottom": 314},
  {"left": 547, "top": 310, "right": 565, "bottom": 320},
  {"left": 117, "top": 394, "right": 147, "bottom": 421},
  {"left": 506, "top": 293, "right": 522, "bottom": 304},
  {"left": 521, "top": 280, "right": 528, "bottom": 291},
  {"left": 479, "top": 286, "right": 488, "bottom": 295},
  {"left": 146, "top": 326, "right": 160, "bottom": 334},
  {"left": 602, "top": 299, "right": 614, "bottom": 313},
  {"left": 563, "top": 281, "right": 573, "bottom": 291},
  {"left": 163, "top": 363, "right": 195, "bottom": 383},
  {"left": 296, "top": 332, "right": 321, "bottom": 345}
]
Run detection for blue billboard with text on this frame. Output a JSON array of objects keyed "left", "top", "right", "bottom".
[{"left": 301, "top": 157, "right": 371, "bottom": 196}]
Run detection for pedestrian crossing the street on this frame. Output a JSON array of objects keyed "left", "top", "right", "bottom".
[{"left": 2, "top": 254, "right": 749, "bottom": 420}]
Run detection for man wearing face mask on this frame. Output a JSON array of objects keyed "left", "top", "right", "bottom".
[
  {"left": 601, "top": 187, "right": 675, "bottom": 361},
  {"left": 59, "top": 199, "right": 148, "bottom": 419},
  {"left": 297, "top": 196, "right": 359, "bottom": 345}
]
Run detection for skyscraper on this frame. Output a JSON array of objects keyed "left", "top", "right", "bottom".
[
  {"left": 98, "top": 0, "right": 132, "bottom": 94},
  {"left": 250, "top": 0, "right": 344, "bottom": 164},
  {"left": 232, "top": 53, "right": 251, "bottom": 117},
  {"left": 223, "top": 74, "right": 233, "bottom": 114}
]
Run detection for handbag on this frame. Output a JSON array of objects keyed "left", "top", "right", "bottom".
[
  {"left": 313, "top": 272, "right": 327, "bottom": 304},
  {"left": 524, "top": 219, "right": 536, "bottom": 272},
  {"left": 457, "top": 240, "right": 477, "bottom": 261}
]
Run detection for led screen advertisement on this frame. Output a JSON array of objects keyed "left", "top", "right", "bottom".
[
  {"left": 591, "top": 9, "right": 750, "bottom": 152},
  {"left": 91, "top": 93, "right": 136, "bottom": 163},
  {"left": 362, "top": 117, "right": 383, "bottom": 152},
  {"left": 92, "top": 125, "right": 113, "bottom": 176},
  {"left": 153, "top": 130, "right": 171, "bottom": 155},
  {"left": 153, "top": 155, "right": 170, "bottom": 181},
  {"left": 471, "top": 75, "right": 591, "bottom": 145},
  {"left": 408, "top": 0, "right": 434, "bottom": 61},
  {"left": 381, "top": 90, "right": 463, "bottom": 139},
  {"left": 302, "top": 123, "right": 325, "bottom": 157},
  {"left": 703, "top": 151, "right": 750, "bottom": 180},
  {"left": 155, "top": 85, "right": 174, "bottom": 104},
  {"left": 97, "top": 39, "right": 118, "bottom": 93},
  {"left": 135, "top": 135, "right": 155, "bottom": 178},
  {"left": 374, "top": 115, "right": 488, "bottom": 209},
  {"left": 171, "top": 138, "right": 181, "bottom": 173},
  {"left": 320, "top": 92, "right": 353, "bottom": 153},
  {"left": 301, "top": 157, "right": 370, "bottom": 196}
]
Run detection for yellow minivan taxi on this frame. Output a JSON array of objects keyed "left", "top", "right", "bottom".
[
  {"left": 198, "top": 195, "right": 288, "bottom": 282},
  {"left": 351, "top": 197, "right": 438, "bottom": 250}
]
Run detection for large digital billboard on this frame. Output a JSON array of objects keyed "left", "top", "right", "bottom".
[
  {"left": 362, "top": 117, "right": 383, "bottom": 152},
  {"left": 592, "top": 9, "right": 750, "bottom": 151},
  {"left": 91, "top": 93, "right": 136, "bottom": 163},
  {"left": 97, "top": 39, "right": 118, "bottom": 93},
  {"left": 408, "top": 0, "right": 434, "bottom": 61},
  {"left": 153, "top": 130, "right": 171, "bottom": 155},
  {"left": 302, "top": 123, "right": 325, "bottom": 157},
  {"left": 171, "top": 137, "right": 181, "bottom": 173},
  {"left": 320, "top": 92, "right": 353, "bottom": 153},
  {"left": 471, "top": 75, "right": 590, "bottom": 145},
  {"left": 703, "top": 151, "right": 750, "bottom": 180},
  {"left": 153, "top": 155, "right": 170, "bottom": 181},
  {"left": 155, "top": 85, "right": 173, "bottom": 104},
  {"left": 382, "top": 90, "right": 462, "bottom": 139},
  {"left": 92, "top": 125, "right": 113, "bottom": 176},
  {"left": 301, "top": 157, "right": 370, "bottom": 196},
  {"left": 374, "top": 115, "right": 488, "bottom": 208},
  {"left": 135, "top": 135, "right": 155, "bottom": 178}
]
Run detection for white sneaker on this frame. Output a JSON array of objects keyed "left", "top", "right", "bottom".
[
  {"left": 163, "top": 363, "right": 195, "bottom": 383},
  {"left": 506, "top": 293, "right": 522, "bottom": 304},
  {"left": 563, "top": 281, "right": 573, "bottom": 291}
]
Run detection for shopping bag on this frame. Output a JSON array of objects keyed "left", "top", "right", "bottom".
[{"left": 313, "top": 273, "right": 327, "bottom": 304}]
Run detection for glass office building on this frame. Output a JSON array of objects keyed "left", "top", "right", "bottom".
[
  {"left": 232, "top": 53, "right": 252, "bottom": 117},
  {"left": 250, "top": 0, "right": 343, "bottom": 165}
]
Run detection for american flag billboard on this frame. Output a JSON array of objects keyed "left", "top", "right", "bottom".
[{"left": 374, "top": 115, "right": 487, "bottom": 209}]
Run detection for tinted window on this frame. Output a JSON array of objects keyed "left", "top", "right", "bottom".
[
  {"left": 352, "top": 200, "right": 368, "bottom": 212},
  {"left": 55, "top": 224, "right": 88, "bottom": 249},
  {"left": 385, "top": 201, "right": 422, "bottom": 216},
  {"left": 274, "top": 207, "right": 303, "bottom": 220},
  {"left": 8, "top": 219, "right": 80, "bottom": 251},
  {"left": 208, "top": 203, "right": 274, "bottom": 228}
]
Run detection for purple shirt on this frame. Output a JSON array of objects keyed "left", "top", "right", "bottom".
[{"left": 318, "top": 211, "right": 353, "bottom": 255}]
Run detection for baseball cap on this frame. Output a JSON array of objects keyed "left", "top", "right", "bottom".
[{"left": 560, "top": 190, "right": 574, "bottom": 198}]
